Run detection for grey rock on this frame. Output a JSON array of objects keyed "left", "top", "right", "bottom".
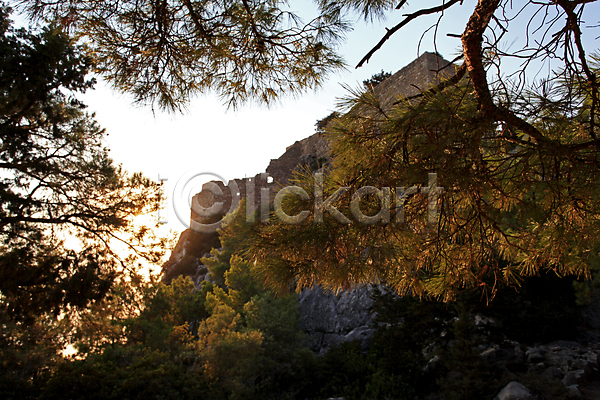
[
  {"left": 474, "top": 314, "right": 497, "bottom": 326},
  {"left": 480, "top": 347, "right": 497, "bottom": 360},
  {"left": 344, "top": 326, "right": 375, "bottom": 350},
  {"left": 527, "top": 362, "right": 546, "bottom": 373},
  {"left": 526, "top": 347, "right": 544, "bottom": 363},
  {"left": 562, "top": 370, "right": 584, "bottom": 386},
  {"left": 584, "top": 351, "right": 598, "bottom": 365},
  {"left": 546, "top": 351, "right": 574, "bottom": 368},
  {"left": 494, "top": 381, "right": 532, "bottom": 400},
  {"left": 161, "top": 229, "right": 221, "bottom": 284},
  {"left": 571, "top": 357, "right": 593, "bottom": 375},
  {"left": 565, "top": 384, "right": 582, "bottom": 398},
  {"left": 423, "top": 355, "right": 441, "bottom": 373},
  {"left": 298, "top": 285, "right": 378, "bottom": 353}
]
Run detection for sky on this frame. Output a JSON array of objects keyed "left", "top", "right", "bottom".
[{"left": 70, "top": 0, "right": 599, "bottom": 233}]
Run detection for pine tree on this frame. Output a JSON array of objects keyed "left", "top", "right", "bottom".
[{"left": 0, "top": 4, "right": 164, "bottom": 321}]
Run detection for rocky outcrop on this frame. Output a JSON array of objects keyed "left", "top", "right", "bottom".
[
  {"left": 298, "top": 285, "right": 376, "bottom": 354},
  {"left": 161, "top": 229, "right": 219, "bottom": 284},
  {"left": 424, "top": 330, "right": 600, "bottom": 399},
  {"left": 494, "top": 381, "right": 532, "bottom": 400},
  {"left": 523, "top": 341, "right": 600, "bottom": 391}
]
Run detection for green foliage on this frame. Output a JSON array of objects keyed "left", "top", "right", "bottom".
[
  {"left": 69, "top": 276, "right": 152, "bottom": 355},
  {"left": 0, "top": 311, "right": 63, "bottom": 400},
  {"left": 226, "top": 255, "right": 264, "bottom": 310},
  {"left": 310, "top": 341, "right": 375, "bottom": 399},
  {"left": 41, "top": 346, "right": 206, "bottom": 400},
  {"left": 6, "top": 2, "right": 600, "bottom": 395},
  {"left": 367, "top": 282, "right": 583, "bottom": 400},
  {"left": 315, "top": 111, "right": 341, "bottom": 134},
  {"left": 432, "top": 302, "right": 574, "bottom": 400},
  {"left": 362, "top": 69, "right": 392, "bottom": 88},
  {"left": 0, "top": 7, "right": 166, "bottom": 396},
  {"left": 202, "top": 247, "right": 232, "bottom": 288},
  {"left": 302, "top": 338, "right": 418, "bottom": 400},
  {"left": 196, "top": 302, "right": 264, "bottom": 400},
  {"left": 6, "top": 202, "right": 586, "bottom": 399},
  {"left": 39, "top": 273, "right": 265, "bottom": 400},
  {"left": 26, "top": 206, "right": 314, "bottom": 400},
  {"left": 314, "top": 70, "right": 391, "bottom": 137},
  {"left": 202, "top": 200, "right": 255, "bottom": 288},
  {"left": 315, "top": 0, "right": 396, "bottom": 22},
  {"left": 243, "top": 294, "right": 313, "bottom": 399},
  {"left": 435, "top": 303, "right": 501, "bottom": 400}
]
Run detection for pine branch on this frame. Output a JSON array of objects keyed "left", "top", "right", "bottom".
[{"left": 356, "top": 0, "right": 463, "bottom": 68}]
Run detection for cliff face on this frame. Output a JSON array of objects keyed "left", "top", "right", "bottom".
[
  {"left": 298, "top": 285, "right": 378, "bottom": 354},
  {"left": 161, "top": 52, "right": 453, "bottom": 350},
  {"left": 161, "top": 229, "right": 220, "bottom": 284}
]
